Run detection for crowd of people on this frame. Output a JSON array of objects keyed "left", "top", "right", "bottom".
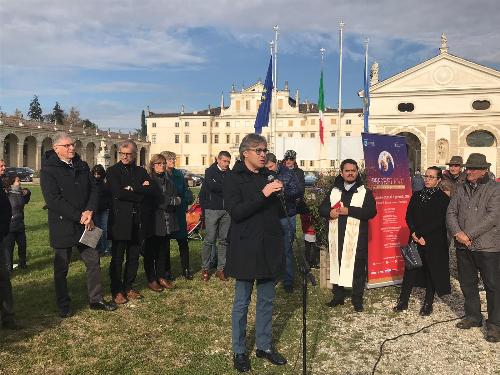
[{"left": 0, "top": 133, "right": 499, "bottom": 373}]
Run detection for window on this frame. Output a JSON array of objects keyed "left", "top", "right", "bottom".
[
  {"left": 214, "top": 134, "right": 219, "bottom": 144},
  {"left": 466, "top": 130, "right": 496, "bottom": 147},
  {"left": 235, "top": 100, "right": 240, "bottom": 111},
  {"left": 331, "top": 131, "right": 336, "bottom": 137},
  {"left": 330, "top": 160, "right": 335, "bottom": 167},
  {"left": 185, "top": 134, "right": 190, "bottom": 143},
  {"left": 202, "top": 121, "right": 207, "bottom": 127},
  {"left": 288, "top": 133, "right": 293, "bottom": 137},
  {"left": 215, "top": 122, "right": 219, "bottom": 127},
  {"left": 472, "top": 100, "right": 491, "bottom": 110},
  {"left": 345, "top": 132, "right": 351, "bottom": 136},
  {"left": 226, "top": 134, "right": 230, "bottom": 143},
  {"left": 310, "top": 133, "right": 315, "bottom": 138},
  {"left": 330, "top": 118, "right": 336, "bottom": 125},
  {"left": 301, "top": 120, "right": 306, "bottom": 126},
  {"left": 175, "top": 122, "right": 180, "bottom": 127},
  {"left": 202, "top": 156, "right": 206, "bottom": 165},
  {"left": 288, "top": 120, "right": 293, "bottom": 127},
  {"left": 309, "top": 161, "right": 314, "bottom": 167},
  {"left": 278, "top": 133, "right": 282, "bottom": 137},
  {"left": 185, "top": 156, "right": 189, "bottom": 165},
  {"left": 152, "top": 122, "right": 157, "bottom": 128},
  {"left": 346, "top": 119, "right": 352, "bottom": 125},
  {"left": 151, "top": 134, "right": 156, "bottom": 144},
  {"left": 300, "top": 160, "right": 305, "bottom": 167},
  {"left": 235, "top": 134, "right": 240, "bottom": 144},
  {"left": 310, "top": 119, "right": 315, "bottom": 125},
  {"left": 397, "top": 103, "right": 415, "bottom": 112},
  {"left": 185, "top": 121, "right": 189, "bottom": 127},
  {"left": 202, "top": 134, "right": 207, "bottom": 143},
  {"left": 301, "top": 133, "right": 306, "bottom": 138},
  {"left": 226, "top": 121, "right": 230, "bottom": 127},
  {"left": 246, "top": 100, "right": 250, "bottom": 110},
  {"left": 174, "top": 134, "right": 180, "bottom": 143},
  {"left": 278, "top": 99, "right": 283, "bottom": 110}
]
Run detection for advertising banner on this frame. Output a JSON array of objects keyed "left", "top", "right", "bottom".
[{"left": 362, "top": 133, "right": 412, "bottom": 287}]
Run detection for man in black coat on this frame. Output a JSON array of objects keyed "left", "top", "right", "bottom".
[
  {"left": 224, "top": 134, "right": 287, "bottom": 373},
  {"left": 40, "top": 133, "right": 116, "bottom": 318},
  {"left": 0, "top": 164, "right": 18, "bottom": 329},
  {"left": 106, "top": 140, "right": 158, "bottom": 304},
  {"left": 319, "top": 159, "right": 377, "bottom": 312},
  {"left": 200, "top": 150, "right": 231, "bottom": 281}
]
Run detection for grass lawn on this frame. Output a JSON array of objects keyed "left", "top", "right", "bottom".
[{"left": 1, "top": 185, "right": 347, "bottom": 374}]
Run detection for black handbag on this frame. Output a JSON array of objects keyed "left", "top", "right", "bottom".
[{"left": 400, "top": 241, "right": 422, "bottom": 270}]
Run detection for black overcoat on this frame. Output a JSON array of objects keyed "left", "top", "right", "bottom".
[
  {"left": 40, "top": 150, "right": 98, "bottom": 249},
  {"left": 106, "top": 161, "right": 159, "bottom": 242},
  {"left": 151, "top": 173, "right": 180, "bottom": 237},
  {"left": 7, "top": 187, "right": 31, "bottom": 232},
  {"left": 223, "top": 160, "right": 285, "bottom": 280},
  {"left": 406, "top": 189, "right": 451, "bottom": 296},
  {"left": 0, "top": 187, "right": 12, "bottom": 239}
]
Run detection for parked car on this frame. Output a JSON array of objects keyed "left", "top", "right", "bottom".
[
  {"left": 177, "top": 169, "right": 204, "bottom": 186},
  {"left": 4, "top": 167, "right": 34, "bottom": 182},
  {"left": 304, "top": 171, "right": 319, "bottom": 187}
]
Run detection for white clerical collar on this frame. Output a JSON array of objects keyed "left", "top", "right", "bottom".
[
  {"left": 344, "top": 182, "right": 356, "bottom": 191},
  {"left": 60, "top": 158, "right": 73, "bottom": 167}
]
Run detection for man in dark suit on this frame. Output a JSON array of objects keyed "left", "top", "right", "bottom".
[
  {"left": 224, "top": 134, "right": 287, "bottom": 373},
  {"left": 40, "top": 133, "right": 116, "bottom": 318},
  {"left": 106, "top": 140, "right": 158, "bottom": 304},
  {"left": 0, "top": 160, "right": 18, "bottom": 329}
]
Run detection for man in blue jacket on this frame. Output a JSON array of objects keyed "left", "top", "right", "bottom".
[
  {"left": 265, "top": 153, "right": 304, "bottom": 293},
  {"left": 201, "top": 151, "right": 231, "bottom": 281}
]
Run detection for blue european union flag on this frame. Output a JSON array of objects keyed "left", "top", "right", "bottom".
[{"left": 254, "top": 56, "right": 273, "bottom": 134}]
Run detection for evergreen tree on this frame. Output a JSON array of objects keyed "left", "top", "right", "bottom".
[
  {"left": 28, "top": 95, "right": 43, "bottom": 121},
  {"left": 52, "top": 102, "right": 65, "bottom": 125},
  {"left": 82, "top": 119, "right": 97, "bottom": 129},
  {"left": 67, "top": 106, "right": 81, "bottom": 125},
  {"left": 140, "top": 110, "right": 147, "bottom": 136}
]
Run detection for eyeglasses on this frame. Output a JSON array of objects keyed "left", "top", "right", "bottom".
[
  {"left": 449, "top": 164, "right": 461, "bottom": 168},
  {"left": 423, "top": 175, "right": 438, "bottom": 179},
  {"left": 56, "top": 143, "right": 75, "bottom": 149},
  {"left": 248, "top": 148, "right": 269, "bottom": 155},
  {"left": 119, "top": 152, "right": 134, "bottom": 156},
  {"left": 154, "top": 162, "right": 167, "bottom": 166}
]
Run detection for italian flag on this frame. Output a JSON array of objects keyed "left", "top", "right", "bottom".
[{"left": 318, "top": 70, "right": 325, "bottom": 145}]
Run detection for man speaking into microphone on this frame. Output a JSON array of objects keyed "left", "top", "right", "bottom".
[{"left": 223, "top": 134, "right": 287, "bottom": 373}]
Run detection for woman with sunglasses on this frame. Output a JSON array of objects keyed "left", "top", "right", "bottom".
[{"left": 394, "top": 166, "right": 451, "bottom": 315}]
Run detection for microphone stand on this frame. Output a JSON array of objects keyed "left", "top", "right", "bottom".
[{"left": 276, "top": 190, "right": 316, "bottom": 375}]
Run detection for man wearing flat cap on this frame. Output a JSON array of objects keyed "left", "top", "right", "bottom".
[
  {"left": 447, "top": 153, "right": 500, "bottom": 343},
  {"left": 440, "top": 155, "right": 466, "bottom": 197}
]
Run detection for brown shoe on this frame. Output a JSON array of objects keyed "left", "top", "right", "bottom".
[
  {"left": 126, "top": 289, "right": 144, "bottom": 300},
  {"left": 148, "top": 281, "right": 164, "bottom": 292},
  {"left": 215, "top": 269, "right": 228, "bottom": 281},
  {"left": 202, "top": 269, "right": 210, "bottom": 282},
  {"left": 158, "top": 278, "right": 174, "bottom": 290},
  {"left": 113, "top": 292, "right": 128, "bottom": 305}
]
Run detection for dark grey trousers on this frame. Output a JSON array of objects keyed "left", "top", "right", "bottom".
[
  {"left": 201, "top": 209, "right": 230, "bottom": 271},
  {"left": 0, "top": 236, "right": 14, "bottom": 324}
]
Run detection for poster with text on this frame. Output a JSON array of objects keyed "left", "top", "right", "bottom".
[{"left": 362, "top": 133, "right": 412, "bottom": 287}]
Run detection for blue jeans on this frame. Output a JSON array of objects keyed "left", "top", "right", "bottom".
[
  {"left": 232, "top": 279, "right": 275, "bottom": 354},
  {"left": 280, "top": 215, "right": 296, "bottom": 287},
  {"left": 93, "top": 210, "right": 109, "bottom": 254}
]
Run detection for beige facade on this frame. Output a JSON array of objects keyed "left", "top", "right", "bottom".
[
  {"left": 363, "top": 42, "right": 500, "bottom": 176},
  {"left": 147, "top": 82, "right": 364, "bottom": 173},
  {"left": 0, "top": 116, "right": 150, "bottom": 171}
]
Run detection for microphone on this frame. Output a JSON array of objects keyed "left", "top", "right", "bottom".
[{"left": 267, "top": 174, "right": 283, "bottom": 196}]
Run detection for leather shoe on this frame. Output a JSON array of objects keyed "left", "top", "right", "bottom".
[
  {"left": 148, "top": 281, "right": 164, "bottom": 292},
  {"left": 352, "top": 301, "right": 364, "bottom": 312},
  {"left": 393, "top": 299, "right": 408, "bottom": 312},
  {"left": 486, "top": 330, "right": 500, "bottom": 343},
  {"left": 90, "top": 300, "right": 117, "bottom": 311},
  {"left": 59, "top": 309, "right": 73, "bottom": 318},
  {"left": 164, "top": 271, "right": 176, "bottom": 282},
  {"left": 419, "top": 303, "right": 433, "bottom": 316},
  {"left": 158, "top": 278, "right": 174, "bottom": 290},
  {"left": 126, "top": 289, "right": 144, "bottom": 300},
  {"left": 113, "top": 292, "right": 128, "bottom": 304},
  {"left": 202, "top": 269, "right": 210, "bottom": 282},
  {"left": 183, "top": 269, "right": 193, "bottom": 280},
  {"left": 326, "top": 298, "right": 344, "bottom": 308},
  {"left": 215, "top": 269, "right": 228, "bottom": 281},
  {"left": 233, "top": 353, "right": 251, "bottom": 372},
  {"left": 255, "top": 348, "right": 287, "bottom": 366},
  {"left": 456, "top": 319, "right": 482, "bottom": 329}
]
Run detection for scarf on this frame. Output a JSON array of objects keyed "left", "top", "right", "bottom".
[{"left": 419, "top": 186, "right": 440, "bottom": 203}]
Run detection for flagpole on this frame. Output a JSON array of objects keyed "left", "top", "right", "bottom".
[
  {"left": 336, "top": 20, "right": 344, "bottom": 167},
  {"left": 273, "top": 24, "right": 279, "bottom": 154},
  {"left": 319, "top": 47, "right": 326, "bottom": 169},
  {"left": 364, "top": 37, "right": 369, "bottom": 133}
]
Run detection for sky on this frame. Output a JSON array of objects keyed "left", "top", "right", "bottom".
[{"left": 1, "top": 0, "right": 499, "bottom": 132}]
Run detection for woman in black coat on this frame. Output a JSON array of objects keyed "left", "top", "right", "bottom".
[
  {"left": 91, "top": 164, "right": 111, "bottom": 255},
  {"left": 143, "top": 154, "right": 181, "bottom": 292},
  {"left": 394, "top": 166, "right": 451, "bottom": 316}
]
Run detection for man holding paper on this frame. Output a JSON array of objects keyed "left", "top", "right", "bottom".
[
  {"left": 40, "top": 132, "right": 117, "bottom": 318},
  {"left": 319, "top": 159, "right": 377, "bottom": 312}
]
